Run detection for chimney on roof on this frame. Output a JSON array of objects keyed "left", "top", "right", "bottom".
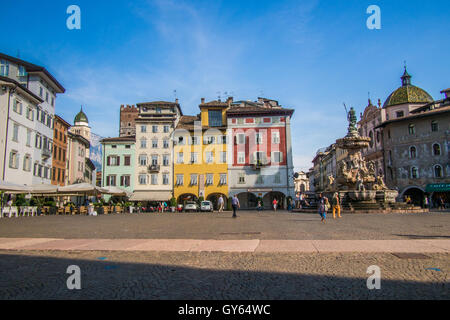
[
  {"left": 441, "top": 88, "right": 450, "bottom": 99},
  {"left": 226, "top": 96, "right": 233, "bottom": 106},
  {"left": 201, "top": 98, "right": 205, "bottom": 104},
  {"left": 175, "top": 98, "right": 179, "bottom": 104}
]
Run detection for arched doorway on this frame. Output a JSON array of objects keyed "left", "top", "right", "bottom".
[
  {"left": 207, "top": 193, "right": 227, "bottom": 210},
  {"left": 402, "top": 187, "right": 424, "bottom": 206},
  {"left": 236, "top": 192, "right": 257, "bottom": 209},
  {"left": 263, "top": 191, "right": 286, "bottom": 210},
  {"left": 177, "top": 193, "right": 198, "bottom": 205}
]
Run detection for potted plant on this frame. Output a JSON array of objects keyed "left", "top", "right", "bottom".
[{"left": 169, "top": 197, "right": 177, "bottom": 212}]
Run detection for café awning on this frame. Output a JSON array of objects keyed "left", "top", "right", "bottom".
[
  {"left": 129, "top": 191, "right": 172, "bottom": 202},
  {"left": 425, "top": 183, "right": 450, "bottom": 192}
]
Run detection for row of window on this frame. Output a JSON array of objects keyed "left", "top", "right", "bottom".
[
  {"left": 39, "top": 85, "right": 55, "bottom": 106},
  {"left": 232, "top": 116, "right": 283, "bottom": 125},
  {"left": 52, "top": 167, "right": 66, "bottom": 183},
  {"left": 108, "top": 151, "right": 284, "bottom": 166},
  {"left": 12, "top": 99, "right": 54, "bottom": 128},
  {"left": 107, "top": 155, "right": 132, "bottom": 166},
  {"left": 0, "top": 60, "right": 27, "bottom": 77},
  {"left": 176, "top": 135, "right": 228, "bottom": 145},
  {"left": 138, "top": 173, "right": 170, "bottom": 185},
  {"left": 236, "top": 172, "right": 282, "bottom": 185},
  {"left": 53, "top": 145, "right": 67, "bottom": 162},
  {"left": 236, "top": 151, "right": 283, "bottom": 164},
  {"left": 138, "top": 154, "right": 170, "bottom": 166},
  {"left": 175, "top": 173, "right": 228, "bottom": 186},
  {"left": 54, "top": 128, "right": 67, "bottom": 143},
  {"left": 235, "top": 132, "right": 280, "bottom": 145},
  {"left": 11, "top": 123, "right": 52, "bottom": 151},
  {"left": 140, "top": 139, "right": 170, "bottom": 149},
  {"left": 410, "top": 165, "right": 445, "bottom": 179},
  {"left": 409, "top": 144, "right": 442, "bottom": 158},
  {"left": 408, "top": 121, "right": 439, "bottom": 135},
  {"left": 140, "top": 125, "right": 171, "bottom": 133},
  {"left": 106, "top": 175, "right": 131, "bottom": 187},
  {"left": 176, "top": 152, "right": 227, "bottom": 164},
  {"left": 8, "top": 151, "right": 52, "bottom": 179}
]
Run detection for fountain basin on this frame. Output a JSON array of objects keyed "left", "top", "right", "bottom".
[{"left": 348, "top": 190, "right": 376, "bottom": 201}]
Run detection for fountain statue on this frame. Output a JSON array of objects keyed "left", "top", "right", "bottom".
[{"left": 329, "top": 107, "right": 399, "bottom": 206}]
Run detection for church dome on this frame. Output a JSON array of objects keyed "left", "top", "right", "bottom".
[
  {"left": 74, "top": 106, "right": 89, "bottom": 124},
  {"left": 383, "top": 68, "right": 433, "bottom": 108}
]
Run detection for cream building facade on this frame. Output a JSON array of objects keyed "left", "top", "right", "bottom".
[{"left": 130, "top": 101, "right": 182, "bottom": 202}]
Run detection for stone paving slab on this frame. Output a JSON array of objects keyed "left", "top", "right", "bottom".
[
  {"left": 0, "top": 238, "right": 58, "bottom": 250},
  {"left": 0, "top": 238, "right": 449, "bottom": 253},
  {"left": 256, "top": 240, "right": 317, "bottom": 252},
  {"left": 127, "top": 239, "right": 203, "bottom": 251},
  {"left": 190, "top": 239, "right": 260, "bottom": 252}
]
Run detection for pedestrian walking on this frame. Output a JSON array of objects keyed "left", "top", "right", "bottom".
[
  {"left": 287, "top": 198, "right": 293, "bottom": 212},
  {"left": 332, "top": 192, "right": 342, "bottom": 219},
  {"left": 438, "top": 196, "right": 445, "bottom": 210},
  {"left": 257, "top": 199, "right": 263, "bottom": 212},
  {"left": 423, "top": 195, "right": 429, "bottom": 209},
  {"left": 272, "top": 198, "right": 278, "bottom": 211},
  {"left": 231, "top": 195, "right": 240, "bottom": 218},
  {"left": 218, "top": 195, "right": 224, "bottom": 212},
  {"left": 318, "top": 193, "right": 329, "bottom": 223}
]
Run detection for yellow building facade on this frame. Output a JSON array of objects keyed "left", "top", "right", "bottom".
[{"left": 174, "top": 100, "right": 230, "bottom": 209}]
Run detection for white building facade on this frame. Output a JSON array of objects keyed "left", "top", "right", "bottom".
[{"left": 0, "top": 53, "right": 65, "bottom": 185}]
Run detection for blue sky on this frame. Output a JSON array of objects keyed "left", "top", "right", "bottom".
[{"left": 2, "top": 0, "right": 449, "bottom": 171}]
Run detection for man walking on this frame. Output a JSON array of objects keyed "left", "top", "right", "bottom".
[
  {"left": 218, "top": 195, "right": 224, "bottom": 212},
  {"left": 231, "top": 195, "right": 240, "bottom": 218}
]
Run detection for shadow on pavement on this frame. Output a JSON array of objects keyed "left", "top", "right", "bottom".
[
  {"left": 393, "top": 234, "right": 450, "bottom": 239},
  {"left": 0, "top": 252, "right": 448, "bottom": 300}
]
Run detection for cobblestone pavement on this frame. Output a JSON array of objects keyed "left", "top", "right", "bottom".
[
  {"left": 0, "top": 211, "right": 449, "bottom": 240},
  {"left": 0, "top": 250, "right": 448, "bottom": 299}
]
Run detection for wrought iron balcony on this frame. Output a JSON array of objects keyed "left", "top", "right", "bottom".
[
  {"left": 42, "top": 148, "right": 52, "bottom": 159},
  {"left": 251, "top": 160, "right": 269, "bottom": 170},
  {"left": 148, "top": 164, "right": 160, "bottom": 172}
]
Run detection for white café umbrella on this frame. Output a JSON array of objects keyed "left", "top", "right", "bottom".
[
  {"left": 28, "top": 184, "right": 58, "bottom": 194},
  {"left": 102, "top": 186, "right": 131, "bottom": 197},
  {"left": 0, "top": 180, "right": 31, "bottom": 193},
  {"left": 57, "top": 183, "right": 108, "bottom": 196}
]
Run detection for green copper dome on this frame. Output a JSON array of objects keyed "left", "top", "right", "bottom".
[
  {"left": 383, "top": 68, "right": 433, "bottom": 108},
  {"left": 74, "top": 106, "right": 89, "bottom": 124}
]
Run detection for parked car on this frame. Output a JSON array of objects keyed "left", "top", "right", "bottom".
[
  {"left": 184, "top": 201, "right": 199, "bottom": 212},
  {"left": 200, "top": 200, "right": 213, "bottom": 212}
]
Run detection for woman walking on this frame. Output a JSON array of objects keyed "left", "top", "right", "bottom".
[{"left": 318, "top": 193, "right": 329, "bottom": 223}]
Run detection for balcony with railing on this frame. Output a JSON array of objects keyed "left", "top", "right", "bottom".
[
  {"left": 148, "top": 164, "right": 160, "bottom": 172},
  {"left": 42, "top": 147, "right": 52, "bottom": 159}
]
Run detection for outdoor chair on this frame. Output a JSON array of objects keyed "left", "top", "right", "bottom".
[
  {"left": 57, "top": 207, "right": 64, "bottom": 215},
  {"left": 103, "top": 206, "right": 109, "bottom": 215},
  {"left": 79, "top": 206, "right": 87, "bottom": 215},
  {"left": 64, "top": 207, "right": 71, "bottom": 215},
  {"left": 11, "top": 206, "right": 19, "bottom": 218}
]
